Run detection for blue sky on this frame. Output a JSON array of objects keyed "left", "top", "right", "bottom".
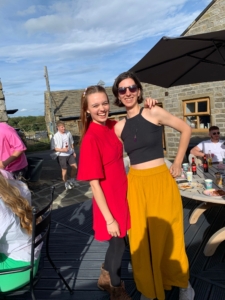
[{"left": 0, "top": 0, "right": 211, "bottom": 116}]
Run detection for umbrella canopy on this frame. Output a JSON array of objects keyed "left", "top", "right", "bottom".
[{"left": 129, "top": 30, "right": 225, "bottom": 88}]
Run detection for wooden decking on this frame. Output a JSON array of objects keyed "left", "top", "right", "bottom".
[{"left": 3, "top": 193, "right": 225, "bottom": 300}]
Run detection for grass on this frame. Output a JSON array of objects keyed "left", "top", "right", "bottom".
[{"left": 26, "top": 138, "right": 50, "bottom": 152}]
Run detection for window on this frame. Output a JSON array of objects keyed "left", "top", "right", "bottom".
[{"left": 183, "top": 98, "right": 210, "bottom": 130}]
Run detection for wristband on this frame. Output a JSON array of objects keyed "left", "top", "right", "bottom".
[{"left": 107, "top": 219, "right": 115, "bottom": 226}]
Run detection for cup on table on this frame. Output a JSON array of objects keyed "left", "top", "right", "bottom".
[
  {"left": 204, "top": 179, "right": 213, "bottom": 189},
  {"left": 186, "top": 171, "right": 193, "bottom": 183},
  {"left": 182, "top": 163, "right": 189, "bottom": 172}
]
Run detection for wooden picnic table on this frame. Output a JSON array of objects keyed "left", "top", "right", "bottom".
[{"left": 176, "top": 162, "right": 225, "bottom": 257}]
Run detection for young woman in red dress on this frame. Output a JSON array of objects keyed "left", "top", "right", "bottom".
[{"left": 77, "top": 85, "right": 132, "bottom": 300}]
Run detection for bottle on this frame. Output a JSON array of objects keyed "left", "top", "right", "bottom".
[
  {"left": 208, "top": 150, "right": 212, "bottom": 167},
  {"left": 191, "top": 157, "right": 197, "bottom": 175},
  {"left": 65, "top": 142, "right": 68, "bottom": 148},
  {"left": 203, "top": 155, "right": 208, "bottom": 172}
]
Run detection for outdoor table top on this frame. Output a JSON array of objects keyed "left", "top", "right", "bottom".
[
  {"left": 176, "top": 163, "right": 225, "bottom": 204},
  {"left": 175, "top": 162, "right": 225, "bottom": 256}
]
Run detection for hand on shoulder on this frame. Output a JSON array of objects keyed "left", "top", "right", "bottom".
[
  {"left": 144, "top": 97, "right": 158, "bottom": 108},
  {"left": 142, "top": 105, "right": 162, "bottom": 124}
]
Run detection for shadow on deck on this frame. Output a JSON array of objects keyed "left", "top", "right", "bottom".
[{"left": 2, "top": 194, "right": 225, "bottom": 300}]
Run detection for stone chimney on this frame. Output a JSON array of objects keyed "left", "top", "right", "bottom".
[{"left": 0, "top": 81, "right": 8, "bottom": 122}]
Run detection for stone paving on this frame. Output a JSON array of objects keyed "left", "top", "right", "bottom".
[{"left": 31, "top": 180, "right": 92, "bottom": 210}]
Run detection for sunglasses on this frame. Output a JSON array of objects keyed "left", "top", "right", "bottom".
[
  {"left": 212, "top": 132, "right": 220, "bottom": 135},
  {"left": 118, "top": 85, "right": 138, "bottom": 95}
]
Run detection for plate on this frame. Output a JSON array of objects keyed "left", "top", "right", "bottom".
[
  {"left": 203, "top": 189, "right": 225, "bottom": 197},
  {"left": 178, "top": 182, "right": 203, "bottom": 190}
]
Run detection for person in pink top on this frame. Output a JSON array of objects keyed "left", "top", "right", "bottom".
[{"left": 0, "top": 123, "right": 28, "bottom": 178}]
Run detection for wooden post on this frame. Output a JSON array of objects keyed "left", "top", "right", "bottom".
[{"left": 44, "top": 66, "right": 56, "bottom": 134}]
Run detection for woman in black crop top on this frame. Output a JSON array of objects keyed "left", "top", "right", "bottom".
[{"left": 112, "top": 72, "right": 194, "bottom": 300}]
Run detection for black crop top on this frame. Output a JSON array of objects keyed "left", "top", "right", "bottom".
[{"left": 121, "top": 107, "right": 164, "bottom": 165}]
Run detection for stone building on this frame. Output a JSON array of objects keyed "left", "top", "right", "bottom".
[{"left": 45, "top": 0, "right": 225, "bottom": 159}]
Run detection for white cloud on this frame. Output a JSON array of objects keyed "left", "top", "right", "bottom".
[
  {"left": 24, "top": 15, "right": 76, "bottom": 34},
  {"left": 17, "top": 5, "right": 36, "bottom": 16},
  {"left": 20, "top": 108, "right": 28, "bottom": 112},
  {"left": 23, "top": 0, "right": 190, "bottom": 39},
  {"left": 0, "top": 10, "right": 201, "bottom": 64}
]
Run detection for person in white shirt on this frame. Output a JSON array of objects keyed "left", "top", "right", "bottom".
[
  {"left": 190, "top": 126, "right": 225, "bottom": 163},
  {"left": 0, "top": 169, "right": 42, "bottom": 292},
  {"left": 51, "top": 121, "right": 79, "bottom": 190}
]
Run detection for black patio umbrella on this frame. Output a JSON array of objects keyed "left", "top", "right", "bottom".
[{"left": 129, "top": 30, "right": 225, "bottom": 88}]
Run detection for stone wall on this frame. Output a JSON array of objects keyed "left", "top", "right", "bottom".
[
  {"left": 0, "top": 81, "right": 8, "bottom": 122},
  {"left": 184, "top": 0, "right": 224, "bottom": 35},
  {"left": 143, "top": 80, "right": 225, "bottom": 159}
]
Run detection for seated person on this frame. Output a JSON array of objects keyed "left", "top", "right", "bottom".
[
  {"left": 0, "top": 123, "right": 28, "bottom": 179},
  {"left": 0, "top": 170, "right": 42, "bottom": 292},
  {"left": 190, "top": 126, "right": 225, "bottom": 164}
]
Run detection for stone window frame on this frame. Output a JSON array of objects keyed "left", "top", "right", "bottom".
[{"left": 183, "top": 97, "right": 210, "bottom": 132}]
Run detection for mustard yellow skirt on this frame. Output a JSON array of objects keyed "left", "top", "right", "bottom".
[{"left": 127, "top": 164, "right": 189, "bottom": 300}]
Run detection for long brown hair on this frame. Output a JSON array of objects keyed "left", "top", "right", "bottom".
[
  {"left": 0, "top": 174, "right": 33, "bottom": 235},
  {"left": 80, "top": 85, "right": 109, "bottom": 143}
]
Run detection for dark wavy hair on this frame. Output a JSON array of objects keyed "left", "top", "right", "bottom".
[
  {"left": 112, "top": 71, "right": 144, "bottom": 107},
  {"left": 80, "top": 85, "right": 109, "bottom": 143}
]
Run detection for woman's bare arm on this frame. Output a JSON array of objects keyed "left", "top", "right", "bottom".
[
  {"left": 89, "top": 179, "right": 120, "bottom": 237},
  {"left": 145, "top": 106, "right": 192, "bottom": 177}
]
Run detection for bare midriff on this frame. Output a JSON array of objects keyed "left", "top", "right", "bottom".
[{"left": 131, "top": 157, "right": 165, "bottom": 170}]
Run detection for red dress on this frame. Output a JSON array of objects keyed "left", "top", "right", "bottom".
[{"left": 77, "top": 120, "right": 130, "bottom": 241}]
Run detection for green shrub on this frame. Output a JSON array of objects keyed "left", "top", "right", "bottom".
[{"left": 26, "top": 138, "right": 50, "bottom": 152}]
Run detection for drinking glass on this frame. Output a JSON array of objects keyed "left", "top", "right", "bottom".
[{"left": 208, "top": 151, "right": 212, "bottom": 167}]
